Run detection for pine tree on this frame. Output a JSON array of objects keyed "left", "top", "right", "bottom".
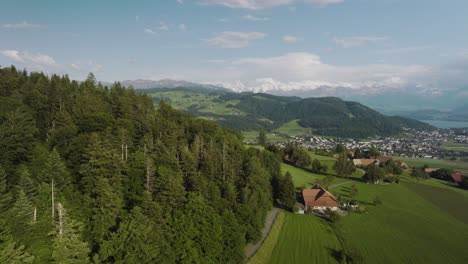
[
  {"left": 41, "top": 149, "right": 71, "bottom": 190},
  {"left": 100, "top": 206, "right": 167, "bottom": 264},
  {"left": 333, "top": 151, "right": 356, "bottom": 177},
  {"left": 0, "top": 229, "right": 34, "bottom": 264},
  {"left": 0, "top": 165, "right": 12, "bottom": 214},
  {"left": 153, "top": 166, "right": 185, "bottom": 210},
  {"left": 51, "top": 203, "right": 90, "bottom": 264},
  {"left": 279, "top": 172, "right": 296, "bottom": 210}
]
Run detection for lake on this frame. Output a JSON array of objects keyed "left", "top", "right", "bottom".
[{"left": 421, "top": 120, "right": 468, "bottom": 128}]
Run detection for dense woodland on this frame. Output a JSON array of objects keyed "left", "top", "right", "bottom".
[{"left": 0, "top": 66, "right": 293, "bottom": 263}]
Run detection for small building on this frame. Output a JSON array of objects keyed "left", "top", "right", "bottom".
[
  {"left": 424, "top": 168, "right": 439, "bottom": 174},
  {"left": 353, "top": 159, "right": 378, "bottom": 167},
  {"left": 451, "top": 173, "right": 465, "bottom": 183},
  {"left": 302, "top": 186, "right": 339, "bottom": 211}
]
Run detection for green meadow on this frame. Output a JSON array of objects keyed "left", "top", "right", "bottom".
[
  {"left": 253, "top": 162, "right": 468, "bottom": 263},
  {"left": 395, "top": 156, "right": 468, "bottom": 172}
]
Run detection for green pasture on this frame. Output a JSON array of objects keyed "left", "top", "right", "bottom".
[
  {"left": 395, "top": 156, "right": 468, "bottom": 172},
  {"left": 332, "top": 181, "right": 468, "bottom": 264},
  {"left": 269, "top": 213, "right": 342, "bottom": 264}
]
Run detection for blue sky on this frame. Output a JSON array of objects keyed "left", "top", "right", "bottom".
[{"left": 1, "top": 0, "right": 468, "bottom": 96}]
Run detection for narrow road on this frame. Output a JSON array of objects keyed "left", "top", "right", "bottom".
[
  {"left": 245, "top": 207, "right": 281, "bottom": 261},
  {"left": 329, "top": 181, "right": 354, "bottom": 189}
]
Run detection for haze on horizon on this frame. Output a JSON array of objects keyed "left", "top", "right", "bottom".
[{"left": 1, "top": 0, "right": 468, "bottom": 110}]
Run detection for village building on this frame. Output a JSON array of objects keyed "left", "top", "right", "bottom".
[
  {"left": 451, "top": 173, "right": 465, "bottom": 183},
  {"left": 302, "top": 186, "right": 339, "bottom": 212}
]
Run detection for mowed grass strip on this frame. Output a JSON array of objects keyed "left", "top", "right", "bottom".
[
  {"left": 269, "top": 213, "right": 342, "bottom": 264},
  {"left": 333, "top": 182, "right": 468, "bottom": 264},
  {"left": 247, "top": 212, "right": 286, "bottom": 264},
  {"left": 281, "top": 163, "right": 324, "bottom": 188},
  {"left": 406, "top": 182, "right": 468, "bottom": 224}
]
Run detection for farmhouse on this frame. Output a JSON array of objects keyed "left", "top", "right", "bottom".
[
  {"left": 302, "top": 186, "right": 339, "bottom": 211},
  {"left": 451, "top": 173, "right": 465, "bottom": 183}
]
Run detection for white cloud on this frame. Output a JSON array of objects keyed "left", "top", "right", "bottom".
[
  {"left": 1, "top": 50, "right": 56, "bottom": 66},
  {"left": 144, "top": 28, "right": 156, "bottom": 35},
  {"left": 179, "top": 24, "right": 187, "bottom": 30},
  {"left": 243, "top": 14, "right": 269, "bottom": 21},
  {"left": 205, "top": 31, "right": 267, "bottom": 48},
  {"left": 201, "top": 0, "right": 343, "bottom": 9},
  {"left": 177, "top": 0, "right": 184, "bottom": 4},
  {"left": 70, "top": 61, "right": 104, "bottom": 73},
  {"left": 195, "top": 52, "right": 432, "bottom": 93},
  {"left": 333, "top": 36, "right": 388, "bottom": 48},
  {"left": 158, "top": 22, "right": 169, "bottom": 31},
  {"left": 219, "top": 18, "right": 229, "bottom": 22},
  {"left": 2, "top": 21, "right": 44, "bottom": 29},
  {"left": 282, "top": 35, "right": 299, "bottom": 43},
  {"left": 136, "top": 16, "right": 140, "bottom": 21}
]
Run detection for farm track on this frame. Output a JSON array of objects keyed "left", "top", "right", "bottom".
[{"left": 245, "top": 207, "right": 281, "bottom": 261}]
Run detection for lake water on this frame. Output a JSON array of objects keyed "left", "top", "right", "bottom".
[{"left": 421, "top": 120, "right": 468, "bottom": 129}]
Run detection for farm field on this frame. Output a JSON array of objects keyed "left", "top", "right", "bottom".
[
  {"left": 268, "top": 213, "right": 342, "bottom": 264},
  {"left": 247, "top": 212, "right": 285, "bottom": 264},
  {"left": 280, "top": 163, "right": 351, "bottom": 188},
  {"left": 331, "top": 181, "right": 468, "bottom": 264},
  {"left": 395, "top": 156, "right": 468, "bottom": 172},
  {"left": 273, "top": 119, "right": 310, "bottom": 137},
  {"left": 442, "top": 142, "right": 468, "bottom": 152},
  {"left": 253, "top": 167, "right": 468, "bottom": 264}
]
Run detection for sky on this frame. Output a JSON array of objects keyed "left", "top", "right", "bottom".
[{"left": 1, "top": 0, "right": 468, "bottom": 96}]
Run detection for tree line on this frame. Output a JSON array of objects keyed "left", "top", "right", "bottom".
[{"left": 0, "top": 66, "right": 286, "bottom": 263}]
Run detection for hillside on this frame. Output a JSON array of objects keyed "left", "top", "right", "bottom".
[
  {"left": 0, "top": 67, "right": 284, "bottom": 263},
  {"left": 140, "top": 88, "right": 433, "bottom": 138}
]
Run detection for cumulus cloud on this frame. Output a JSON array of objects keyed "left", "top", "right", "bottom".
[
  {"left": 205, "top": 31, "right": 267, "bottom": 48},
  {"left": 158, "top": 22, "right": 169, "bottom": 31},
  {"left": 197, "top": 52, "right": 433, "bottom": 94},
  {"left": 0, "top": 50, "right": 56, "bottom": 66},
  {"left": 144, "top": 28, "right": 156, "bottom": 35},
  {"left": 201, "top": 0, "right": 343, "bottom": 9},
  {"left": 179, "top": 24, "right": 187, "bottom": 30},
  {"left": 334, "top": 36, "right": 388, "bottom": 48},
  {"left": 2, "top": 21, "right": 44, "bottom": 29},
  {"left": 282, "top": 35, "right": 299, "bottom": 43},
  {"left": 243, "top": 14, "right": 269, "bottom": 21},
  {"left": 70, "top": 61, "right": 104, "bottom": 73},
  {"left": 177, "top": 0, "right": 184, "bottom": 4}
]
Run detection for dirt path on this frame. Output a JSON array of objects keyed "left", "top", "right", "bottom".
[{"left": 245, "top": 207, "right": 281, "bottom": 261}]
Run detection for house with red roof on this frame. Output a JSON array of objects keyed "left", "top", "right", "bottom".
[
  {"left": 302, "top": 186, "right": 339, "bottom": 211},
  {"left": 451, "top": 173, "right": 465, "bottom": 183}
]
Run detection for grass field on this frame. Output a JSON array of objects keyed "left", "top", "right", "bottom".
[
  {"left": 442, "top": 142, "right": 468, "bottom": 152},
  {"left": 395, "top": 156, "right": 468, "bottom": 172},
  {"left": 273, "top": 120, "right": 310, "bottom": 137},
  {"left": 281, "top": 163, "right": 326, "bottom": 188},
  {"left": 252, "top": 165, "right": 468, "bottom": 263},
  {"left": 332, "top": 181, "right": 468, "bottom": 264},
  {"left": 268, "top": 213, "right": 342, "bottom": 264},
  {"left": 247, "top": 212, "right": 285, "bottom": 264}
]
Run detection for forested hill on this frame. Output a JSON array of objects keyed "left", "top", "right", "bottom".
[
  {"left": 143, "top": 88, "right": 434, "bottom": 138},
  {"left": 0, "top": 66, "right": 287, "bottom": 263}
]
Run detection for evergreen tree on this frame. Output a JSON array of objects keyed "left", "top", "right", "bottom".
[
  {"left": 51, "top": 203, "right": 90, "bottom": 264},
  {"left": 279, "top": 172, "right": 296, "bottom": 210},
  {"left": 257, "top": 129, "right": 267, "bottom": 146},
  {"left": 0, "top": 229, "right": 34, "bottom": 264},
  {"left": 100, "top": 206, "right": 167, "bottom": 264},
  {"left": 333, "top": 151, "right": 355, "bottom": 177},
  {"left": 0, "top": 165, "right": 12, "bottom": 214}
]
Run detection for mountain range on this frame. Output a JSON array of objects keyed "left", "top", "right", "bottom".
[
  {"left": 137, "top": 85, "right": 433, "bottom": 138},
  {"left": 121, "top": 79, "right": 468, "bottom": 118}
]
